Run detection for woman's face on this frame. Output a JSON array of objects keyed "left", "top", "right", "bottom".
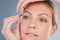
[{"left": 20, "top": 3, "right": 52, "bottom": 40}]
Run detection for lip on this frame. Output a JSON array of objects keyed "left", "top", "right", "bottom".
[{"left": 25, "top": 33, "right": 38, "bottom": 37}]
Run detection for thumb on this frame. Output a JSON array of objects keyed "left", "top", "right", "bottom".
[{"left": 14, "top": 16, "right": 21, "bottom": 40}]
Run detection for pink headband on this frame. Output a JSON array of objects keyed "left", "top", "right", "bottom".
[{"left": 17, "top": 0, "right": 44, "bottom": 13}]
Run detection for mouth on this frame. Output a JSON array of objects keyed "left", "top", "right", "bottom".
[{"left": 25, "top": 33, "right": 38, "bottom": 37}]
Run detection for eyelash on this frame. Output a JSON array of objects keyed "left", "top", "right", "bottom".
[
  {"left": 39, "top": 18, "right": 47, "bottom": 23},
  {"left": 23, "top": 16, "right": 29, "bottom": 20},
  {"left": 22, "top": 16, "right": 47, "bottom": 23}
]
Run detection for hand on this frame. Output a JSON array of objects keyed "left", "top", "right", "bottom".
[
  {"left": 17, "top": 0, "right": 44, "bottom": 12},
  {"left": 2, "top": 15, "right": 20, "bottom": 40}
]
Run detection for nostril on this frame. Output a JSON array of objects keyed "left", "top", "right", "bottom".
[
  {"left": 33, "top": 27, "right": 35, "bottom": 29},
  {"left": 29, "top": 26, "right": 35, "bottom": 29},
  {"left": 29, "top": 26, "right": 31, "bottom": 28},
  {"left": 29, "top": 24, "right": 36, "bottom": 29}
]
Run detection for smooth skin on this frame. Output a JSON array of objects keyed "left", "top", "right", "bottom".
[
  {"left": 1, "top": 0, "right": 59, "bottom": 40},
  {"left": 20, "top": 3, "right": 57, "bottom": 40}
]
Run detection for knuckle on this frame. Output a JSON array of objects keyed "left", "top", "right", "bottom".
[
  {"left": 1, "top": 30, "right": 5, "bottom": 35},
  {"left": 2, "top": 29, "right": 8, "bottom": 35},
  {"left": 4, "top": 18, "right": 8, "bottom": 22},
  {"left": 1, "top": 27, "right": 7, "bottom": 35}
]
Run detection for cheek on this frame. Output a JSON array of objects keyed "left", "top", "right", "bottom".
[
  {"left": 20, "top": 20, "right": 28, "bottom": 35},
  {"left": 36, "top": 21, "right": 52, "bottom": 37},
  {"left": 20, "top": 20, "right": 30, "bottom": 31},
  {"left": 21, "top": 20, "right": 29, "bottom": 26},
  {"left": 37, "top": 24, "right": 50, "bottom": 35},
  {"left": 36, "top": 25, "right": 51, "bottom": 39}
]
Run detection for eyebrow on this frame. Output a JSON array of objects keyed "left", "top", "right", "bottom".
[
  {"left": 38, "top": 13, "right": 49, "bottom": 17},
  {"left": 23, "top": 11, "right": 32, "bottom": 15},
  {"left": 20, "top": 11, "right": 49, "bottom": 17},
  {"left": 19, "top": 11, "right": 31, "bottom": 17}
]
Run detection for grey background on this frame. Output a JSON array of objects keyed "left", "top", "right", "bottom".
[{"left": 0, "top": 0, "right": 60, "bottom": 40}]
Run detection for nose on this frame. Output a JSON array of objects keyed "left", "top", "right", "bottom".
[
  {"left": 29, "top": 19, "right": 37, "bottom": 29},
  {"left": 29, "top": 23, "right": 36, "bottom": 29}
]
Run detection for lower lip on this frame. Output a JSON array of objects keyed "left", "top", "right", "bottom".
[
  {"left": 25, "top": 33, "right": 38, "bottom": 37},
  {"left": 25, "top": 33, "right": 34, "bottom": 36}
]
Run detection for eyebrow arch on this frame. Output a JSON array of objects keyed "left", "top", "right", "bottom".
[
  {"left": 19, "top": 11, "right": 31, "bottom": 17},
  {"left": 24, "top": 11, "right": 49, "bottom": 17},
  {"left": 19, "top": 11, "right": 49, "bottom": 18},
  {"left": 23, "top": 11, "right": 32, "bottom": 15},
  {"left": 38, "top": 13, "right": 49, "bottom": 17}
]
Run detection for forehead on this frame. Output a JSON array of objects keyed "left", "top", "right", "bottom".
[{"left": 24, "top": 2, "right": 52, "bottom": 18}]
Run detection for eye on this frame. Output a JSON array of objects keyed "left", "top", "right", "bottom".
[
  {"left": 39, "top": 18, "right": 47, "bottom": 23},
  {"left": 23, "top": 16, "right": 29, "bottom": 20}
]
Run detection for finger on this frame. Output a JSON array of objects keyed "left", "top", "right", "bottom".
[
  {"left": 16, "top": 16, "right": 20, "bottom": 30},
  {"left": 2, "top": 15, "right": 20, "bottom": 40},
  {"left": 2, "top": 15, "right": 19, "bottom": 36},
  {"left": 15, "top": 17, "right": 20, "bottom": 39},
  {"left": 17, "top": 0, "right": 25, "bottom": 11},
  {"left": 3, "top": 15, "right": 19, "bottom": 30}
]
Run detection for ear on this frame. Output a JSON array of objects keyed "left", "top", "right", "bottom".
[{"left": 50, "top": 24, "right": 58, "bottom": 36}]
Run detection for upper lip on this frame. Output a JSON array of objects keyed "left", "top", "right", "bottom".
[{"left": 25, "top": 32, "right": 38, "bottom": 37}]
